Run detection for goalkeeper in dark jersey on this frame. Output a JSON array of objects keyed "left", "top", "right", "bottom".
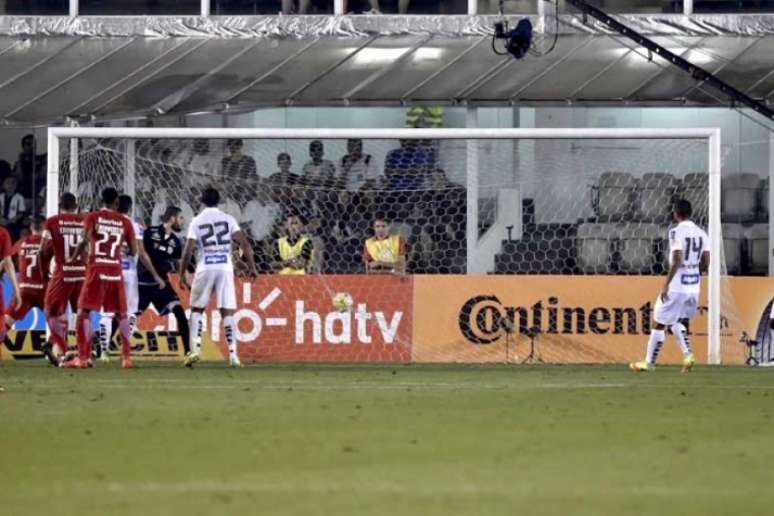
[{"left": 137, "top": 206, "right": 190, "bottom": 355}]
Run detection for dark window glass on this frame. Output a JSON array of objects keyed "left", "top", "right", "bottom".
[
  {"left": 346, "top": 0, "right": 465, "bottom": 13},
  {"left": 478, "top": 0, "right": 679, "bottom": 14},
  {"left": 213, "top": 0, "right": 333, "bottom": 14},
  {"left": 79, "top": 0, "right": 200, "bottom": 15},
  {"left": 2, "top": 0, "right": 68, "bottom": 14}
]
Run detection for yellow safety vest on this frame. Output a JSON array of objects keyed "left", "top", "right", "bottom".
[
  {"left": 278, "top": 235, "right": 312, "bottom": 275},
  {"left": 406, "top": 106, "right": 444, "bottom": 128},
  {"left": 365, "top": 235, "right": 401, "bottom": 265}
]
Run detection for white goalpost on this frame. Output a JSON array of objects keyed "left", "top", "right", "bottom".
[{"left": 46, "top": 126, "right": 724, "bottom": 364}]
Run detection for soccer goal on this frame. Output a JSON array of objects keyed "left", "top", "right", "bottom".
[{"left": 46, "top": 126, "right": 733, "bottom": 365}]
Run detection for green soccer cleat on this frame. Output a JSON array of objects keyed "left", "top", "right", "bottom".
[
  {"left": 681, "top": 353, "right": 695, "bottom": 373},
  {"left": 98, "top": 353, "right": 111, "bottom": 365},
  {"left": 230, "top": 357, "right": 243, "bottom": 368},
  {"left": 183, "top": 352, "right": 200, "bottom": 368},
  {"left": 629, "top": 361, "right": 654, "bottom": 372}
]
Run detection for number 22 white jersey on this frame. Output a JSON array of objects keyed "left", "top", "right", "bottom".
[
  {"left": 667, "top": 220, "right": 709, "bottom": 295},
  {"left": 187, "top": 207, "right": 240, "bottom": 272}
]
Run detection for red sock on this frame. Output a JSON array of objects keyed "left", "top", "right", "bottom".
[
  {"left": 118, "top": 317, "right": 131, "bottom": 360},
  {"left": 46, "top": 315, "right": 67, "bottom": 355},
  {"left": 76, "top": 313, "right": 92, "bottom": 362}
]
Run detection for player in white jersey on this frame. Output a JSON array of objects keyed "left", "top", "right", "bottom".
[
  {"left": 179, "top": 187, "right": 257, "bottom": 368},
  {"left": 98, "top": 194, "right": 165, "bottom": 363},
  {"left": 631, "top": 199, "right": 710, "bottom": 373}
]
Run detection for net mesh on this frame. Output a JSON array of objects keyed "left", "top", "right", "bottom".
[{"left": 55, "top": 135, "right": 743, "bottom": 364}]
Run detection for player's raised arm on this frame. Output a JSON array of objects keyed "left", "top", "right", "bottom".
[{"left": 70, "top": 227, "right": 91, "bottom": 264}]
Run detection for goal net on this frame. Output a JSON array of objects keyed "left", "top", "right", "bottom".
[{"left": 47, "top": 127, "right": 740, "bottom": 365}]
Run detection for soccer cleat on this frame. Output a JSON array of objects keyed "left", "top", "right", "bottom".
[
  {"left": 121, "top": 357, "right": 133, "bottom": 369},
  {"left": 41, "top": 343, "right": 60, "bottom": 367},
  {"left": 681, "top": 353, "right": 695, "bottom": 373},
  {"left": 183, "top": 352, "right": 200, "bottom": 368},
  {"left": 629, "top": 361, "right": 654, "bottom": 372},
  {"left": 62, "top": 357, "right": 89, "bottom": 369},
  {"left": 230, "top": 356, "right": 243, "bottom": 368},
  {"left": 98, "top": 353, "right": 111, "bottom": 365}
]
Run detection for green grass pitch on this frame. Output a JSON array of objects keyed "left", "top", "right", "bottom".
[{"left": 1, "top": 362, "right": 773, "bottom": 516}]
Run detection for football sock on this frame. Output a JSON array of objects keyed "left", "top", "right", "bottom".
[
  {"left": 190, "top": 312, "right": 203, "bottom": 355},
  {"left": 128, "top": 313, "right": 137, "bottom": 337},
  {"left": 646, "top": 329, "right": 665, "bottom": 365},
  {"left": 172, "top": 305, "right": 191, "bottom": 354},
  {"left": 224, "top": 316, "right": 237, "bottom": 360},
  {"left": 46, "top": 315, "right": 67, "bottom": 355},
  {"left": 76, "top": 313, "right": 92, "bottom": 362},
  {"left": 99, "top": 314, "right": 113, "bottom": 354},
  {"left": 118, "top": 317, "right": 132, "bottom": 360},
  {"left": 671, "top": 322, "right": 692, "bottom": 357}
]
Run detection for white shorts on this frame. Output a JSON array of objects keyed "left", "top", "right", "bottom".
[
  {"left": 190, "top": 269, "right": 236, "bottom": 310},
  {"left": 124, "top": 273, "right": 139, "bottom": 315},
  {"left": 653, "top": 292, "right": 699, "bottom": 326}
]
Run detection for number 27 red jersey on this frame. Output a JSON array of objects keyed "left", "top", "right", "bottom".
[{"left": 83, "top": 209, "right": 136, "bottom": 278}]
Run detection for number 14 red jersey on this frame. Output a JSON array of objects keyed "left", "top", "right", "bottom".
[{"left": 44, "top": 212, "right": 86, "bottom": 280}]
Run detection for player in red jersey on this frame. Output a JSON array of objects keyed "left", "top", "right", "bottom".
[
  {"left": 0, "top": 224, "right": 21, "bottom": 362},
  {"left": 5, "top": 216, "right": 49, "bottom": 329},
  {"left": 39, "top": 192, "right": 85, "bottom": 362},
  {"left": 64, "top": 187, "right": 137, "bottom": 369}
]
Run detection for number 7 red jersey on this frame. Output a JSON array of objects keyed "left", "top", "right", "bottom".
[
  {"left": 44, "top": 212, "right": 86, "bottom": 280},
  {"left": 83, "top": 209, "right": 136, "bottom": 278},
  {"left": 10, "top": 233, "right": 47, "bottom": 290}
]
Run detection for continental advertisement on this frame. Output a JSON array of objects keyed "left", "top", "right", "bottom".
[{"left": 1, "top": 275, "right": 770, "bottom": 365}]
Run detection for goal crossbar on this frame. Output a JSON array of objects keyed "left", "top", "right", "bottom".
[{"left": 46, "top": 126, "right": 723, "bottom": 364}]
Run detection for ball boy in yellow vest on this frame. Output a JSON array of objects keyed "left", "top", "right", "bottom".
[{"left": 362, "top": 214, "right": 406, "bottom": 275}]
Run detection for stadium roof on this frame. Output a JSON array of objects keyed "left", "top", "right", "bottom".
[{"left": 1, "top": 14, "right": 774, "bottom": 125}]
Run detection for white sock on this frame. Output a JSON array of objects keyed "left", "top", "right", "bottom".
[
  {"left": 671, "top": 322, "right": 692, "bottom": 357},
  {"left": 128, "top": 313, "right": 137, "bottom": 337},
  {"left": 190, "top": 312, "right": 203, "bottom": 355},
  {"left": 224, "top": 316, "right": 237, "bottom": 360},
  {"left": 646, "top": 329, "right": 665, "bottom": 365},
  {"left": 99, "top": 314, "right": 113, "bottom": 353}
]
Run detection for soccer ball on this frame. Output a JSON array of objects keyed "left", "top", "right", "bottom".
[{"left": 332, "top": 292, "right": 354, "bottom": 312}]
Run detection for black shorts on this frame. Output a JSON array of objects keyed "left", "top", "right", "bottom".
[{"left": 138, "top": 283, "right": 180, "bottom": 315}]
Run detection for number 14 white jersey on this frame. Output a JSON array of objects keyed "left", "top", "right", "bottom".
[
  {"left": 667, "top": 220, "right": 710, "bottom": 295},
  {"left": 187, "top": 207, "right": 240, "bottom": 272}
]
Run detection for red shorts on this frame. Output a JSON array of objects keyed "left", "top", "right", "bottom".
[
  {"left": 8, "top": 288, "right": 46, "bottom": 321},
  {"left": 45, "top": 276, "right": 84, "bottom": 317},
  {"left": 78, "top": 269, "right": 127, "bottom": 315}
]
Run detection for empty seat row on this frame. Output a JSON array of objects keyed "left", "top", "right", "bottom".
[
  {"left": 576, "top": 222, "right": 668, "bottom": 274},
  {"left": 722, "top": 174, "right": 769, "bottom": 223},
  {"left": 722, "top": 223, "right": 769, "bottom": 275}
]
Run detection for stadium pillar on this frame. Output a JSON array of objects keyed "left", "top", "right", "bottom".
[
  {"left": 769, "top": 131, "right": 774, "bottom": 276},
  {"left": 467, "top": 0, "right": 477, "bottom": 14},
  {"left": 683, "top": 0, "right": 693, "bottom": 15},
  {"left": 69, "top": 0, "right": 78, "bottom": 17},
  {"left": 466, "top": 107, "right": 478, "bottom": 274},
  {"left": 201, "top": 0, "right": 209, "bottom": 16}
]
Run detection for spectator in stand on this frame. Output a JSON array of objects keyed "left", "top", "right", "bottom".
[
  {"left": 301, "top": 140, "right": 336, "bottom": 188},
  {"left": 13, "top": 134, "right": 46, "bottom": 212},
  {"left": 221, "top": 138, "right": 257, "bottom": 182},
  {"left": 326, "top": 190, "right": 370, "bottom": 273},
  {"left": 363, "top": 214, "right": 407, "bottom": 275},
  {"left": 0, "top": 176, "right": 27, "bottom": 240},
  {"left": 242, "top": 183, "right": 282, "bottom": 272},
  {"left": 0, "top": 160, "right": 11, "bottom": 185},
  {"left": 383, "top": 138, "right": 435, "bottom": 190},
  {"left": 336, "top": 138, "right": 381, "bottom": 192},
  {"left": 267, "top": 152, "right": 300, "bottom": 188}
]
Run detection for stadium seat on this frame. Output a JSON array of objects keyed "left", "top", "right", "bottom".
[
  {"left": 617, "top": 223, "right": 665, "bottom": 274},
  {"left": 593, "top": 172, "right": 636, "bottom": 222},
  {"left": 634, "top": 173, "right": 678, "bottom": 223},
  {"left": 576, "top": 223, "right": 614, "bottom": 274},
  {"left": 722, "top": 223, "right": 745, "bottom": 275},
  {"left": 680, "top": 173, "right": 708, "bottom": 226},
  {"left": 746, "top": 224, "right": 769, "bottom": 275},
  {"left": 722, "top": 173, "right": 761, "bottom": 223}
]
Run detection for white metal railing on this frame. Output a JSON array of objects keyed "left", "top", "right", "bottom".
[{"left": 51, "top": 0, "right": 701, "bottom": 18}]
